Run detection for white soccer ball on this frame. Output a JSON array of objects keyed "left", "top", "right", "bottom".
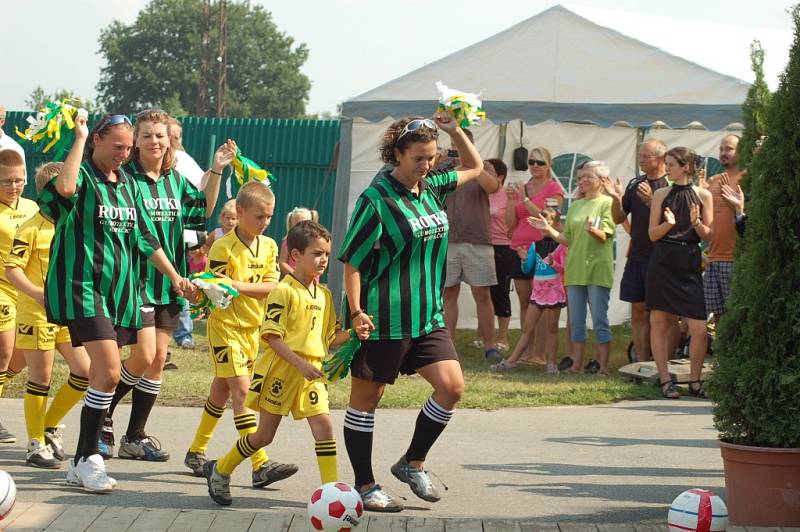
[
  {"left": 668, "top": 488, "right": 728, "bottom": 532},
  {"left": 0, "top": 469, "right": 17, "bottom": 521},
  {"left": 307, "top": 481, "right": 363, "bottom": 531}
]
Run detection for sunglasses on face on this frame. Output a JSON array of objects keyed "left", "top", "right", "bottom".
[
  {"left": 97, "top": 114, "right": 132, "bottom": 133},
  {"left": 397, "top": 119, "right": 437, "bottom": 141},
  {"left": 528, "top": 159, "right": 547, "bottom": 167}
]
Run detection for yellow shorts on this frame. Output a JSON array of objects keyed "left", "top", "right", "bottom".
[
  {"left": 207, "top": 318, "right": 259, "bottom": 378},
  {"left": 15, "top": 323, "right": 71, "bottom": 351},
  {"left": 246, "top": 352, "right": 329, "bottom": 420},
  {"left": 0, "top": 304, "right": 16, "bottom": 333}
]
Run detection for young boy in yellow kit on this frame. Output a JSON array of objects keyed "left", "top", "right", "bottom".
[
  {"left": 204, "top": 220, "right": 370, "bottom": 506},
  {"left": 184, "top": 181, "right": 297, "bottom": 487},
  {"left": 0, "top": 149, "right": 38, "bottom": 444},
  {"left": 4, "top": 162, "right": 90, "bottom": 468}
]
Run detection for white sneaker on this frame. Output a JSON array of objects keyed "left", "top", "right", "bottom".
[
  {"left": 26, "top": 440, "right": 61, "bottom": 469},
  {"left": 67, "top": 454, "right": 116, "bottom": 492}
]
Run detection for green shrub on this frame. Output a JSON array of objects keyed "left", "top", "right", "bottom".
[{"left": 706, "top": 8, "right": 800, "bottom": 448}]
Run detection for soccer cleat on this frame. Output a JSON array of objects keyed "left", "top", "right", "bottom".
[
  {"left": 26, "top": 440, "right": 61, "bottom": 469},
  {"left": 252, "top": 459, "right": 299, "bottom": 488},
  {"left": 184, "top": 450, "right": 208, "bottom": 477},
  {"left": 484, "top": 348, "right": 502, "bottom": 363},
  {"left": 0, "top": 421, "right": 16, "bottom": 444},
  {"left": 390, "top": 455, "right": 441, "bottom": 502},
  {"left": 118, "top": 434, "right": 170, "bottom": 461},
  {"left": 204, "top": 460, "right": 232, "bottom": 506},
  {"left": 66, "top": 454, "right": 116, "bottom": 493},
  {"left": 45, "top": 425, "right": 66, "bottom": 461},
  {"left": 357, "top": 484, "right": 404, "bottom": 513},
  {"left": 98, "top": 417, "right": 115, "bottom": 459}
]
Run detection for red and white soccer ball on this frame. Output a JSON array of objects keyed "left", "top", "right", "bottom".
[
  {"left": 0, "top": 469, "right": 17, "bottom": 521},
  {"left": 668, "top": 488, "right": 728, "bottom": 532},
  {"left": 307, "top": 481, "right": 363, "bottom": 531}
]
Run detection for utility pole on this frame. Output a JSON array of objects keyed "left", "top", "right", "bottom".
[
  {"left": 197, "top": 0, "right": 210, "bottom": 116},
  {"left": 216, "top": 0, "right": 227, "bottom": 117}
]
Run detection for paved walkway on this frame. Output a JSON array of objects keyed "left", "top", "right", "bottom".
[{"left": 0, "top": 398, "right": 758, "bottom": 530}]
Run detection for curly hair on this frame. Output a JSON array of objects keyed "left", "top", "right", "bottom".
[{"left": 379, "top": 117, "right": 439, "bottom": 166}]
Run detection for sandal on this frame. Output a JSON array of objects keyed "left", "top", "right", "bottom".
[
  {"left": 490, "top": 360, "right": 518, "bottom": 371},
  {"left": 660, "top": 379, "right": 680, "bottom": 399},
  {"left": 688, "top": 380, "right": 707, "bottom": 398}
]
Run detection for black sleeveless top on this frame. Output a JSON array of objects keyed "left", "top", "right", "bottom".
[{"left": 660, "top": 183, "right": 703, "bottom": 245}]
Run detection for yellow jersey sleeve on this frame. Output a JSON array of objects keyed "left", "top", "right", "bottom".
[
  {"left": 4, "top": 213, "right": 52, "bottom": 326},
  {"left": 261, "top": 282, "right": 292, "bottom": 341},
  {"left": 0, "top": 198, "right": 38, "bottom": 303},
  {"left": 321, "top": 284, "right": 338, "bottom": 348},
  {"left": 263, "top": 237, "right": 280, "bottom": 284}
]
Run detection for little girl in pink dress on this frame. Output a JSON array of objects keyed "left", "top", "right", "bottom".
[{"left": 492, "top": 208, "right": 567, "bottom": 374}]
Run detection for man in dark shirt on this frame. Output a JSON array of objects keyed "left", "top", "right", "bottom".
[{"left": 604, "top": 139, "right": 670, "bottom": 362}]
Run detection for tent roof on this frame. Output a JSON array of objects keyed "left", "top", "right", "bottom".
[{"left": 342, "top": 5, "right": 750, "bottom": 128}]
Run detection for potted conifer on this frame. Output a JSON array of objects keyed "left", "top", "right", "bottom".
[{"left": 705, "top": 18, "right": 800, "bottom": 528}]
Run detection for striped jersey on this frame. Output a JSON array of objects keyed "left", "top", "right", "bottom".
[
  {"left": 38, "top": 160, "right": 161, "bottom": 328},
  {"left": 260, "top": 274, "right": 337, "bottom": 359},
  {"left": 338, "top": 169, "right": 458, "bottom": 339},
  {"left": 0, "top": 197, "right": 38, "bottom": 304},
  {"left": 125, "top": 160, "right": 206, "bottom": 306},
  {"left": 207, "top": 229, "right": 280, "bottom": 329},
  {"left": 3, "top": 213, "right": 54, "bottom": 325}
]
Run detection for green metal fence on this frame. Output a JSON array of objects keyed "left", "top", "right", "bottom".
[{"left": 3, "top": 111, "right": 340, "bottom": 242}]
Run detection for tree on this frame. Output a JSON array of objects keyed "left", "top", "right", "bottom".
[
  {"left": 25, "top": 86, "right": 104, "bottom": 114},
  {"left": 738, "top": 40, "right": 771, "bottom": 171},
  {"left": 96, "top": 0, "right": 310, "bottom": 118},
  {"left": 707, "top": 8, "right": 800, "bottom": 447}
]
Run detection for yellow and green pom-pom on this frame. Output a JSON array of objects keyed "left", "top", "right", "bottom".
[
  {"left": 231, "top": 148, "right": 273, "bottom": 187},
  {"left": 436, "top": 81, "right": 486, "bottom": 128},
  {"left": 16, "top": 99, "right": 87, "bottom": 160},
  {"left": 323, "top": 330, "right": 361, "bottom": 383}
]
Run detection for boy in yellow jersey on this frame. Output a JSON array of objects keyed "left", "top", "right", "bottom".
[
  {"left": 0, "top": 150, "right": 39, "bottom": 444},
  {"left": 4, "top": 162, "right": 90, "bottom": 468},
  {"left": 185, "top": 181, "right": 297, "bottom": 488},
  {"left": 204, "top": 220, "right": 371, "bottom": 506}
]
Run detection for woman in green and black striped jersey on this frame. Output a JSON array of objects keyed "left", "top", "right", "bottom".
[
  {"left": 338, "top": 113, "right": 483, "bottom": 512},
  {"left": 38, "top": 113, "right": 190, "bottom": 492},
  {"left": 99, "top": 110, "right": 234, "bottom": 463}
]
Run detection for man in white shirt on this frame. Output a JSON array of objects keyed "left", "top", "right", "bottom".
[{"left": 0, "top": 106, "right": 27, "bottom": 178}]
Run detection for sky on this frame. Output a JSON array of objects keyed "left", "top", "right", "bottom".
[{"left": 1, "top": 0, "right": 796, "bottom": 115}]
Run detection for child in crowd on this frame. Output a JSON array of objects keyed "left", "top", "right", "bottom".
[
  {"left": 204, "top": 220, "right": 370, "bottom": 506},
  {"left": 184, "top": 181, "right": 297, "bottom": 489},
  {"left": 278, "top": 207, "right": 318, "bottom": 276},
  {"left": 4, "top": 162, "right": 90, "bottom": 468},
  {"left": 492, "top": 207, "right": 567, "bottom": 374},
  {"left": 200, "top": 199, "right": 238, "bottom": 254}
]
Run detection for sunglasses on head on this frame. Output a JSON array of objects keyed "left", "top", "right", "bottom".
[
  {"left": 97, "top": 114, "right": 132, "bottom": 133},
  {"left": 528, "top": 159, "right": 547, "bottom": 167},
  {"left": 397, "top": 118, "right": 437, "bottom": 141}
]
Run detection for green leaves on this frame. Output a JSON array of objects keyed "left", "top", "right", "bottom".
[
  {"left": 707, "top": 8, "right": 800, "bottom": 448},
  {"left": 95, "top": 0, "right": 310, "bottom": 118}
]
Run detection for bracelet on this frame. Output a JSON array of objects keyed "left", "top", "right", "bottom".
[
  {"left": 209, "top": 169, "right": 222, "bottom": 176},
  {"left": 350, "top": 309, "right": 365, "bottom": 320}
]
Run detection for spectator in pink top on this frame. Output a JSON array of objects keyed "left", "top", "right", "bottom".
[
  {"left": 504, "top": 147, "right": 564, "bottom": 364},
  {"left": 485, "top": 158, "right": 515, "bottom": 352}
]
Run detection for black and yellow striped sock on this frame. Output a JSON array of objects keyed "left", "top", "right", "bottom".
[
  {"left": 44, "top": 373, "right": 88, "bottom": 430},
  {"left": 189, "top": 398, "right": 225, "bottom": 454},
  {"left": 315, "top": 439, "right": 338, "bottom": 483},
  {"left": 217, "top": 434, "right": 258, "bottom": 476},
  {"left": 0, "top": 371, "right": 6, "bottom": 397},
  {"left": 233, "top": 412, "right": 268, "bottom": 470},
  {"left": 24, "top": 381, "right": 50, "bottom": 444}
]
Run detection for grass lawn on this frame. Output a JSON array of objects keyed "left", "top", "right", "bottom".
[{"left": 3, "top": 324, "right": 662, "bottom": 409}]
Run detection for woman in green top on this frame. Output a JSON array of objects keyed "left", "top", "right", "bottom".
[
  {"left": 533, "top": 160, "right": 616, "bottom": 374},
  {"left": 338, "top": 113, "right": 483, "bottom": 512},
  {"left": 99, "top": 109, "right": 233, "bottom": 463},
  {"left": 44, "top": 113, "right": 189, "bottom": 492}
]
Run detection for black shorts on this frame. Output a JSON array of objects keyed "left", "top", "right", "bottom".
[
  {"left": 351, "top": 327, "right": 459, "bottom": 385},
  {"left": 67, "top": 316, "right": 138, "bottom": 348},
  {"left": 620, "top": 259, "right": 649, "bottom": 303},
  {"left": 140, "top": 303, "right": 181, "bottom": 330}
]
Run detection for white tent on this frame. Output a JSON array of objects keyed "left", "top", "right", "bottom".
[{"left": 329, "top": 4, "right": 749, "bottom": 327}]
